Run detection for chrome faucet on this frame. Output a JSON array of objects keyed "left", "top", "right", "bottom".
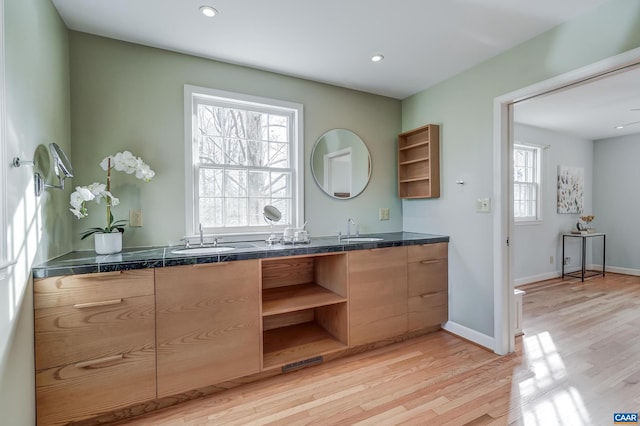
[
  {"left": 347, "top": 218, "right": 356, "bottom": 238},
  {"left": 199, "top": 223, "right": 204, "bottom": 247}
]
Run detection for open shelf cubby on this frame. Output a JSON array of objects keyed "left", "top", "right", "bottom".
[
  {"left": 397, "top": 124, "right": 440, "bottom": 199},
  {"left": 260, "top": 253, "right": 348, "bottom": 370}
]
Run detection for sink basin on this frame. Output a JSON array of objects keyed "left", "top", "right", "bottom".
[
  {"left": 171, "top": 246, "right": 236, "bottom": 255},
  {"left": 343, "top": 237, "right": 384, "bottom": 243}
]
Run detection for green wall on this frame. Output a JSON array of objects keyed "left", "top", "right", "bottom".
[
  {"left": 69, "top": 33, "right": 403, "bottom": 249},
  {"left": 0, "top": 0, "right": 71, "bottom": 423},
  {"left": 401, "top": 0, "right": 640, "bottom": 336}
]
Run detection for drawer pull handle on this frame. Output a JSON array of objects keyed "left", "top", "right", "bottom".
[
  {"left": 420, "top": 293, "right": 436, "bottom": 298},
  {"left": 75, "top": 354, "right": 124, "bottom": 369},
  {"left": 73, "top": 298, "right": 123, "bottom": 309},
  {"left": 61, "top": 271, "right": 123, "bottom": 285},
  {"left": 193, "top": 262, "right": 230, "bottom": 268},
  {"left": 419, "top": 260, "right": 441, "bottom": 265}
]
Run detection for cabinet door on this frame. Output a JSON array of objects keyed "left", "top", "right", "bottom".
[
  {"left": 407, "top": 243, "right": 448, "bottom": 331},
  {"left": 156, "top": 260, "right": 261, "bottom": 397},
  {"left": 348, "top": 247, "right": 408, "bottom": 346}
]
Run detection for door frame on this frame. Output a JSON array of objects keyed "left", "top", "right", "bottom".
[{"left": 493, "top": 46, "right": 640, "bottom": 355}]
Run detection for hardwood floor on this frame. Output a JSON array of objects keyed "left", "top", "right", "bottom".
[{"left": 117, "top": 273, "right": 640, "bottom": 425}]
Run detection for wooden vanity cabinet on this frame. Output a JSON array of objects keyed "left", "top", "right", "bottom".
[
  {"left": 407, "top": 243, "right": 448, "bottom": 331},
  {"left": 33, "top": 270, "right": 156, "bottom": 426},
  {"left": 155, "top": 260, "right": 261, "bottom": 398},
  {"left": 348, "top": 246, "right": 408, "bottom": 346},
  {"left": 261, "top": 253, "right": 348, "bottom": 370}
]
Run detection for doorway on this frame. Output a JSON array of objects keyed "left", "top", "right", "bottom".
[{"left": 493, "top": 47, "right": 640, "bottom": 355}]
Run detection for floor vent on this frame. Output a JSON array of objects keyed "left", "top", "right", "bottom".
[{"left": 282, "top": 355, "right": 323, "bottom": 373}]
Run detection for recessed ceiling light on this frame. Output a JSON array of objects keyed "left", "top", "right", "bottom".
[
  {"left": 371, "top": 54, "right": 384, "bottom": 62},
  {"left": 614, "top": 120, "right": 640, "bottom": 130},
  {"left": 200, "top": 6, "right": 218, "bottom": 17}
]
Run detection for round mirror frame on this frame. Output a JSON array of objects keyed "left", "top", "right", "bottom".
[{"left": 310, "top": 129, "right": 371, "bottom": 199}]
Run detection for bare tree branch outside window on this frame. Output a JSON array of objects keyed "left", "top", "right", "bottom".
[{"left": 195, "top": 101, "right": 293, "bottom": 230}]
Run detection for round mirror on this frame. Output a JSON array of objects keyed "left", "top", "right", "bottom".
[
  {"left": 49, "top": 142, "right": 74, "bottom": 178},
  {"left": 311, "top": 129, "right": 371, "bottom": 199}
]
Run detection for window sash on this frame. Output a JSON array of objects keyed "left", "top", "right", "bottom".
[
  {"left": 513, "top": 144, "right": 541, "bottom": 221},
  {"left": 185, "top": 85, "right": 303, "bottom": 237}
]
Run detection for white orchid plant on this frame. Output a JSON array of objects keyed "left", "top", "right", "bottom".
[{"left": 70, "top": 151, "right": 155, "bottom": 240}]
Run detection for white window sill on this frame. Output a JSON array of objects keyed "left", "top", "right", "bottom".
[{"left": 515, "top": 219, "right": 542, "bottom": 226}]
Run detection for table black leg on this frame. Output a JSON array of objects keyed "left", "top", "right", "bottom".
[
  {"left": 581, "top": 236, "right": 586, "bottom": 282},
  {"left": 562, "top": 235, "right": 566, "bottom": 278},
  {"left": 603, "top": 234, "right": 606, "bottom": 277}
]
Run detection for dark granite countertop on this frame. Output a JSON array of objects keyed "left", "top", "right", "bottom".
[{"left": 32, "top": 232, "right": 449, "bottom": 278}]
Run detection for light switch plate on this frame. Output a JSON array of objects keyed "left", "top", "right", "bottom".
[
  {"left": 379, "top": 208, "right": 390, "bottom": 221},
  {"left": 476, "top": 198, "right": 491, "bottom": 213}
]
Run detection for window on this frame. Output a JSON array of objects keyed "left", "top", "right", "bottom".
[
  {"left": 513, "top": 143, "right": 542, "bottom": 222},
  {"left": 184, "top": 85, "right": 303, "bottom": 236}
]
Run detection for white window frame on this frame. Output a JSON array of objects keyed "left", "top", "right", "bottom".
[
  {"left": 183, "top": 85, "right": 304, "bottom": 238},
  {"left": 513, "top": 142, "right": 542, "bottom": 224}
]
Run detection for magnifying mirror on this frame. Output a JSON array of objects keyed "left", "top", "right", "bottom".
[
  {"left": 34, "top": 143, "right": 74, "bottom": 196},
  {"left": 49, "top": 142, "right": 74, "bottom": 180},
  {"left": 263, "top": 205, "right": 282, "bottom": 244},
  {"left": 12, "top": 142, "right": 75, "bottom": 197}
]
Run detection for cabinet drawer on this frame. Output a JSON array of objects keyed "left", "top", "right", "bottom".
[
  {"left": 407, "top": 259, "right": 447, "bottom": 297},
  {"left": 35, "top": 295, "right": 155, "bottom": 371},
  {"left": 36, "top": 348, "right": 156, "bottom": 426},
  {"left": 408, "top": 292, "right": 448, "bottom": 331},
  {"left": 407, "top": 243, "right": 447, "bottom": 263},
  {"left": 34, "top": 269, "right": 154, "bottom": 309}
]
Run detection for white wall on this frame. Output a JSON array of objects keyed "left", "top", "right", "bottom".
[
  {"left": 593, "top": 132, "right": 640, "bottom": 273},
  {"left": 0, "top": 0, "right": 71, "bottom": 423},
  {"left": 512, "top": 124, "right": 593, "bottom": 285},
  {"left": 402, "top": 0, "right": 640, "bottom": 338}
]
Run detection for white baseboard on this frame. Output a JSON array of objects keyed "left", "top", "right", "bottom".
[
  {"left": 592, "top": 264, "right": 640, "bottom": 276},
  {"left": 514, "top": 271, "right": 560, "bottom": 286},
  {"left": 442, "top": 321, "right": 495, "bottom": 351}
]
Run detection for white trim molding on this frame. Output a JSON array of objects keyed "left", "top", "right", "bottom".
[
  {"left": 0, "top": 0, "right": 7, "bottom": 268},
  {"left": 442, "top": 321, "right": 495, "bottom": 351},
  {"left": 514, "top": 271, "right": 561, "bottom": 287}
]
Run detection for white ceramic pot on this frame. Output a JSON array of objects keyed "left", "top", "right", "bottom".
[{"left": 94, "top": 232, "right": 123, "bottom": 254}]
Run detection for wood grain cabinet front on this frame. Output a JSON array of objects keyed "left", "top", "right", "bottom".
[
  {"left": 348, "top": 247, "right": 408, "bottom": 346},
  {"left": 155, "top": 260, "right": 261, "bottom": 398},
  {"left": 33, "top": 270, "right": 156, "bottom": 426},
  {"left": 407, "top": 243, "right": 449, "bottom": 331}
]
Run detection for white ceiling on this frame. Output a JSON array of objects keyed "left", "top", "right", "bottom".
[
  {"left": 51, "top": 0, "right": 610, "bottom": 100},
  {"left": 515, "top": 66, "right": 640, "bottom": 140},
  {"left": 51, "top": 0, "right": 635, "bottom": 139}
]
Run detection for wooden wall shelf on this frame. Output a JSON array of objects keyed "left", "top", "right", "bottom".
[{"left": 397, "top": 124, "right": 440, "bottom": 199}]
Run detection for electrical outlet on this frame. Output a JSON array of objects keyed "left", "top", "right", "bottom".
[
  {"left": 564, "top": 256, "right": 571, "bottom": 266},
  {"left": 476, "top": 198, "right": 491, "bottom": 213},
  {"left": 550, "top": 255, "right": 554, "bottom": 264},
  {"left": 129, "top": 209, "right": 143, "bottom": 227},
  {"left": 379, "top": 208, "right": 390, "bottom": 221}
]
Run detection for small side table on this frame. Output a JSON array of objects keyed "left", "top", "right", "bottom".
[{"left": 562, "top": 232, "right": 606, "bottom": 282}]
